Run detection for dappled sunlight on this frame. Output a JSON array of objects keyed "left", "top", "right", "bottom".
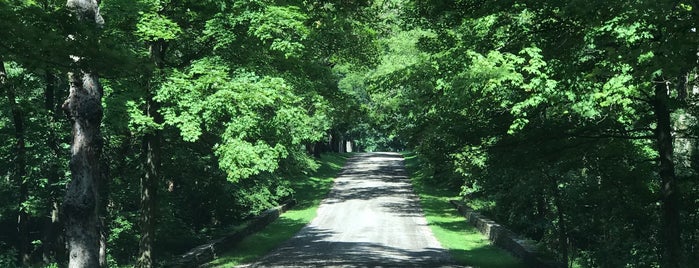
[
  {"left": 202, "top": 153, "right": 348, "bottom": 267},
  {"left": 402, "top": 152, "right": 526, "bottom": 268},
  {"left": 255, "top": 226, "right": 458, "bottom": 267},
  {"left": 248, "top": 152, "right": 461, "bottom": 267}
]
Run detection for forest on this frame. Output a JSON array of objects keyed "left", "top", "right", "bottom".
[{"left": 1, "top": 0, "right": 699, "bottom": 267}]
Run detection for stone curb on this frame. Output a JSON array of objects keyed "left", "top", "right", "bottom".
[
  {"left": 168, "top": 200, "right": 298, "bottom": 268},
  {"left": 448, "top": 200, "right": 562, "bottom": 268}
]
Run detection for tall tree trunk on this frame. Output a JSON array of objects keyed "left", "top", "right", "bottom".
[
  {"left": 97, "top": 153, "right": 109, "bottom": 268},
  {"left": 313, "top": 141, "right": 322, "bottom": 158},
  {"left": 328, "top": 133, "right": 336, "bottom": 153},
  {"left": 550, "top": 175, "right": 569, "bottom": 268},
  {"left": 654, "top": 79, "right": 682, "bottom": 268},
  {"left": 62, "top": 71, "right": 103, "bottom": 268},
  {"left": 136, "top": 40, "right": 165, "bottom": 268},
  {"left": 62, "top": 1, "right": 105, "bottom": 267},
  {"left": 2, "top": 61, "right": 30, "bottom": 266},
  {"left": 42, "top": 71, "right": 65, "bottom": 264}
]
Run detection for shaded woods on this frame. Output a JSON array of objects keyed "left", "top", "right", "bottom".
[
  {"left": 1, "top": 0, "right": 376, "bottom": 267},
  {"left": 356, "top": 1, "right": 699, "bottom": 267},
  {"left": 2, "top": 1, "right": 699, "bottom": 268}
]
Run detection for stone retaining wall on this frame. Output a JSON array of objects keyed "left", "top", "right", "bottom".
[
  {"left": 168, "top": 200, "right": 297, "bottom": 268},
  {"left": 449, "top": 200, "right": 562, "bottom": 268}
]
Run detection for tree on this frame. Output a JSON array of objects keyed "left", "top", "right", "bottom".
[
  {"left": 133, "top": 2, "right": 179, "bottom": 266},
  {"left": 363, "top": 0, "right": 699, "bottom": 266},
  {"left": 0, "top": 0, "right": 382, "bottom": 266},
  {"left": 1, "top": 59, "right": 30, "bottom": 266},
  {"left": 61, "top": 0, "right": 106, "bottom": 267}
]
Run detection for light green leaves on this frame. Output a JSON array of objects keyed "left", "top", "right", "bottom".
[
  {"left": 215, "top": 139, "right": 287, "bottom": 182},
  {"left": 250, "top": 6, "right": 309, "bottom": 58},
  {"left": 126, "top": 100, "right": 162, "bottom": 135},
  {"left": 135, "top": 12, "right": 181, "bottom": 42},
  {"left": 598, "top": 18, "right": 653, "bottom": 45},
  {"left": 448, "top": 47, "right": 558, "bottom": 134},
  {"left": 156, "top": 57, "right": 327, "bottom": 182},
  {"left": 203, "top": 4, "right": 310, "bottom": 58}
]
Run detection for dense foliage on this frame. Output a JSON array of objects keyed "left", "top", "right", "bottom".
[
  {"left": 3, "top": 0, "right": 699, "bottom": 267},
  {"left": 1, "top": 0, "right": 377, "bottom": 267},
  {"left": 356, "top": 1, "right": 699, "bottom": 267}
]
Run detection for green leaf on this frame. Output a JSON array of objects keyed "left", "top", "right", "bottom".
[{"left": 135, "top": 12, "right": 182, "bottom": 42}]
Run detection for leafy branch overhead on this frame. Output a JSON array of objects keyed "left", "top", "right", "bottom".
[
  {"left": 0, "top": 0, "right": 376, "bottom": 267},
  {"left": 3, "top": 1, "right": 699, "bottom": 268},
  {"left": 156, "top": 58, "right": 326, "bottom": 181},
  {"left": 136, "top": 12, "right": 182, "bottom": 42}
]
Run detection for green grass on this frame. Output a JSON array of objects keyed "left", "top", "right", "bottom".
[
  {"left": 203, "top": 153, "right": 351, "bottom": 267},
  {"left": 401, "top": 152, "right": 526, "bottom": 268}
]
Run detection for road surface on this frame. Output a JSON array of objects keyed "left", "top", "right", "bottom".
[{"left": 247, "top": 152, "right": 460, "bottom": 267}]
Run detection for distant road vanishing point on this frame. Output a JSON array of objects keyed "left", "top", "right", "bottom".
[{"left": 246, "top": 152, "right": 462, "bottom": 268}]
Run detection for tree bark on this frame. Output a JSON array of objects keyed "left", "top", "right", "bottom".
[
  {"left": 42, "top": 71, "right": 65, "bottom": 265},
  {"left": 2, "top": 60, "right": 30, "bottom": 266},
  {"left": 62, "top": 71, "right": 103, "bottom": 268},
  {"left": 136, "top": 40, "right": 165, "bottom": 268},
  {"left": 62, "top": 1, "right": 105, "bottom": 267},
  {"left": 97, "top": 150, "right": 109, "bottom": 268},
  {"left": 314, "top": 141, "right": 322, "bottom": 157},
  {"left": 653, "top": 79, "right": 682, "bottom": 268},
  {"left": 136, "top": 99, "right": 160, "bottom": 268},
  {"left": 550, "top": 176, "right": 569, "bottom": 268}
]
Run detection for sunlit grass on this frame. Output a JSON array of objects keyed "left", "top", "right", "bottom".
[
  {"left": 204, "top": 153, "right": 350, "bottom": 267},
  {"left": 402, "top": 152, "right": 526, "bottom": 268}
]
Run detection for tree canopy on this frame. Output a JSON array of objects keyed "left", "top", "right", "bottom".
[{"left": 1, "top": 0, "right": 699, "bottom": 267}]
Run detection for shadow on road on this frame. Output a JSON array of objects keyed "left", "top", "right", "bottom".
[
  {"left": 253, "top": 226, "right": 458, "bottom": 267},
  {"left": 248, "top": 152, "right": 463, "bottom": 268},
  {"left": 325, "top": 153, "right": 413, "bottom": 206}
]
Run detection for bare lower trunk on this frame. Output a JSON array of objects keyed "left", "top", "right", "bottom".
[
  {"left": 136, "top": 114, "right": 160, "bottom": 268},
  {"left": 98, "top": 156, "right": 109, "bottom": 268},
  {"left": 332, "top": 134, "right": 346, "bottom": 153},
  {"left": 136, "top": 40, "right": 165, "bottom": 268},
  {"left": 551, "top": 176, "right": 569, "bottom": 268},
  {"left": 42, "top": 202, "right": 62, "bottom": 264},
  {"left": 42, "top": 72, "right": 65, "bottom": 264},
  {"left": 654, "top": 80, "right": 682, "bottom": 268},
  {"left": 62, "top": 70, "right": 103, "bottom": 268}
]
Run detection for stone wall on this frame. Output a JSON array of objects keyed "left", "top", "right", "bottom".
[
  {"left": 449, "top": 200, "right": 562, "bottom": 268},
  {"left": 168, "top": 200, "right": 297, "bottom": 268}
]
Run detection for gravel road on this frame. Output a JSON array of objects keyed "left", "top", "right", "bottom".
[{"left": 247, "top": 152, "right": 461, "bottom": 267}]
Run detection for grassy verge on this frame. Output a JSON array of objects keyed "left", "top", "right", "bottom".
[
  {"left": 204, "top": 153, "right": 351, "bottom": 267},
  {"left": 402, "top": 152, "right": 526, "bottom": 268}
]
